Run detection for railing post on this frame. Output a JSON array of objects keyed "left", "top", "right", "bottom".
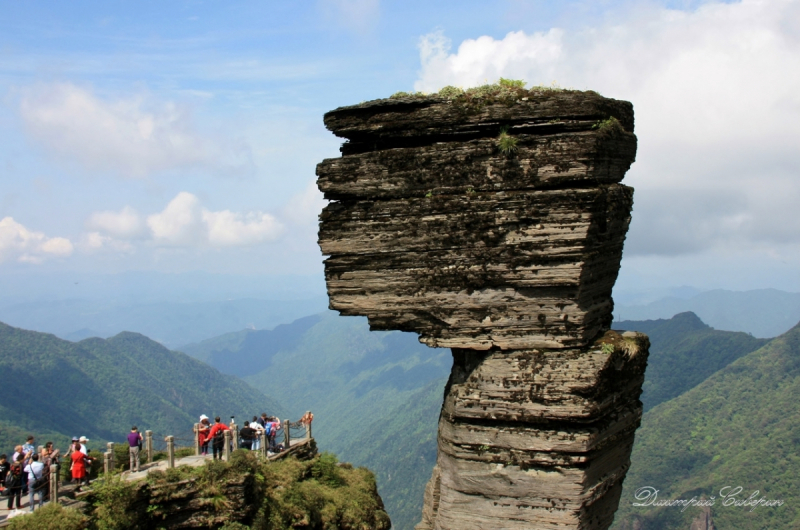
[
  {"left": 146, "top": 430, "right": 153, "bottom": 464},
  {"left": 284, "top": 419, "right": 291, "bottom": 449},
  {"left": 260, "top": 431, "right": 268, "bottom": 458},
  {"left": 166, "top": 436, "right": 175, "bottom": 469},
  {"left": 223, "top": 431, "right": 231, "bottom": 462},
  {"left": 50, "top": 463, "right": 59, "bottom": 502},
  {"left": 107, "top": 442, "right": 115, "bottom": 471},
  {"left": 306, "top": 413, "right": 312, "bottom": 440},
  {"left": 193, "top": 423, "right": 200, "bottom": 456},
  {"left": 103, "top": 452, "right": 111, "bottom": 475},
  {"left": 230, "top": 422, "right": 238, "bottom": 451}
]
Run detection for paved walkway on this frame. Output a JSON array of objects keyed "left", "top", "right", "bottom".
[{"left": 124, "top": 438, "right": 311, "bottom": 481}]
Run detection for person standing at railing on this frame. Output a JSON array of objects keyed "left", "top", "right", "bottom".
[
  {"left": 198, "top": 415, "right": 211, "bottom": 455},
  {"left": 239, "top": 421, "right": 255, "bottom": 450},
  {"left": 40, "top": 442, "right": 59, "bottom": 501},
  {"left": 24, "top": 453, "right": 45, "bottom": 512},
  {"left": 127, "top": 426, "right": 143, "bottom": 472},
  {"left": 266, "top": 417, "right": 281, "bottom": 452},
  {"left": 5, "top": 455, "right": 24, "bottom": 510},
  {"left": 251, "top": 416, "right": 265, "bottom": 451},
  {"left": 70, "top": 441, "right": 94, "bottom": 489},
  {"left": 0, "top": 454, "right": 9, "bottom": 491},
  {"left": 207, "top": 417, "right": 229, "bottom": 460}
]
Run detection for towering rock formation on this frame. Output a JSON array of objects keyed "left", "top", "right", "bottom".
[{"left": 317, "top": 85, "right": 648, "bottom": 529}]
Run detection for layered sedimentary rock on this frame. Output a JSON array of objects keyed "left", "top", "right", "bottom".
[{"left": 317, "top": 87, "right": 648, "bottom": 529}]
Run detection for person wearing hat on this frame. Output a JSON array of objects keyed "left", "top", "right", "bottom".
[
  {"left": 127, "top": 427, "right": 143, "bottom": 472},
  {"left": 78, "top": 436, "right": 89, "bottom": 455},
  {"left": 198, "top": 415, "right": 211, "bottom": 456}
]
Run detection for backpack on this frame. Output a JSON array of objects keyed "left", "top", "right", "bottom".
[
  {"left": 213, "top": 427, "right": 225, "bottom": 443},
  {"left": 4, "top": 465, "right": 20, "bottom": 488}
]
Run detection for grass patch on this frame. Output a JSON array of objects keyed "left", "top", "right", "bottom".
[
  {"left": 6, "top": 503, "right": 88, "bottom": 530},
  {"left": 496, "top": 127, "right": 518, "bottom": 155}
]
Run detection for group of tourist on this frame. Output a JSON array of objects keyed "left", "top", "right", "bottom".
[
  {"left": 0, "top": 412, "right": 314, "bottom": 512},
  {"left": 196, "top": 413, "right": 286, "bottom": 459},
  {"left": 0, "top": 434, "right": 94, "bottom": 513}
]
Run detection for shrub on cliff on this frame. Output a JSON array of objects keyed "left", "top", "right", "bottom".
[{"left": 6, "top": 503, "right": 88, "bottom": 530}]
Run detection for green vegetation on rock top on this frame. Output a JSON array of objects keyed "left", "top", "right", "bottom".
[{"left": 388, "top": 78, "right": 579, "bottom": 103}]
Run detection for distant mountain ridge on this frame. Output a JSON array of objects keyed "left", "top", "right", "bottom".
[
  {"left": 614, "top": 288, "right": 800, "bottom": 338},
  {"left": 0, "top": 321, "right": 284, "bottom": 452},
  {"left": 0, "top": 296, "right": 328, "bottom": 348}
]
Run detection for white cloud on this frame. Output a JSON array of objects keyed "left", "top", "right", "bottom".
[
  {"left": 414, "top": 0, "right": 800, "bottom": 257},
  {"left": 19, "top": 83, "right": 253, "bottom": 178},
  {"left": 143, "top": 192, "right": 284, "bottom": 247},
  {"left": 282, "top": 182, "right": 327, "bottom": 227},
  {"left": 204, "top": 210, "right": 283, "bottom": 246},
  {"left": 0, "top": 217, "right": 73, "bottom": 264},
  {"left": 86, "top": 206, "right": 145, "bottom": 238},
  {"left": 81, "top": 232, "right": 135, "bottom": 253},
  {"left": 146, "top": 192, "right": 206, "bottom": 246}
]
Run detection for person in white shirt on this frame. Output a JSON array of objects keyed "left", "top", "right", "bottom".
[
  {"left": 250, "top": 416, "right": 265, "bottom": 450},
  {"left": 23, "top": 454, "right": 45, "bottom": 512}
]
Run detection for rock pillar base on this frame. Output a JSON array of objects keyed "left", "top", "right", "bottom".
[{"left": 417, "top": 330, "right": 649, "bottom": 530}]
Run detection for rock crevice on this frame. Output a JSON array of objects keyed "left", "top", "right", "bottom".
[{"left": 317, "top": 87, "right": 648, "bottom": 529}]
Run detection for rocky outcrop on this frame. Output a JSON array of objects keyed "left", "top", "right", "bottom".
[{"left": 317, "top": 86, "right": 648, "bottom": 529}]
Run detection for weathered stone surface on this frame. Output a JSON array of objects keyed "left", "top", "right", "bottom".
[
  {"left": 317, "top": 88, "right": 646, "bottom": 530},
  {"left": 420, "top": 332, "right": 648, "bottom": 529}
]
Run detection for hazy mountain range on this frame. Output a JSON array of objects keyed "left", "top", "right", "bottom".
[
  {"left": 0, "top": 322, "right": 284, "bottom": 452},
  {"left": 614, "top": 288, "right": 800, "bottom": 338},
  {"left": 181, "top": 309, "right": 784, "bottom": 530},
  {"left": 2, "top": 284, "right": 797, "bottom": 529}
]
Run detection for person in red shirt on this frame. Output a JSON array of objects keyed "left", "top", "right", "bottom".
[
  {"left": 198, "top": 415, "right": 211, "bottom": 456},
  {"left": 70, "top": 441, "right": 95, "bottom": 489},
  {"left": 206, "top": 417, "right": 230, "bottom": 460}
]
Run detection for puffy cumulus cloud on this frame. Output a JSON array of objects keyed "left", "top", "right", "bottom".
[
  {"left": 146, "top": 192, "right": 206, "bottom": 246},
  {"left": 139, "top": 192, "right": 284, "bottom": 248},
  {"left": 414, "top": 0, "right": 800, "bottom": 257},
  {"left": 0, "top": 217, "right": 73, "bottom": 264},
  {"left": 203, "top": 210, "right": 283, "bottom": 246},
  {"left": 85, "top": 206, "right": 146, "bottom": 239},
  {"left": 19, "top": 83, "right": 253, "bottom": 178}
]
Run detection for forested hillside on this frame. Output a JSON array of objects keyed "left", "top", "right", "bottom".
[
  {"left": 184, "top": 310, "right": 774, "bottom": 530},
  {"left": 616, "top": 312, "right": 767, "bottom": 410},
  {"left": 0, "top": 322, "right": 284, "bottom": 452},
  {"left": 612, "top": 321, "right": 800, "bottom": 529},
  {"left": 181, "top": 311, "right": 450, "bottom": 530}
]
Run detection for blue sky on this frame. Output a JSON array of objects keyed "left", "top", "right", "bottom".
[{"left": 1, "top": 0, "right": 798, "bottom": 300}]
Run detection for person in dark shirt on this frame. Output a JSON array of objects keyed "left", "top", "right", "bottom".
[
  {"left": 239, "top": 421, "right": 255, "bottom": 450},
  {"left": 6, "top": 455, "right": 24, "bottom": 510},
  {"left": 0, "top": 454, "right": 10, "bottom": 490},
  {"left": 127, "top": 426, "right": 143, "bottom": 472}
]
